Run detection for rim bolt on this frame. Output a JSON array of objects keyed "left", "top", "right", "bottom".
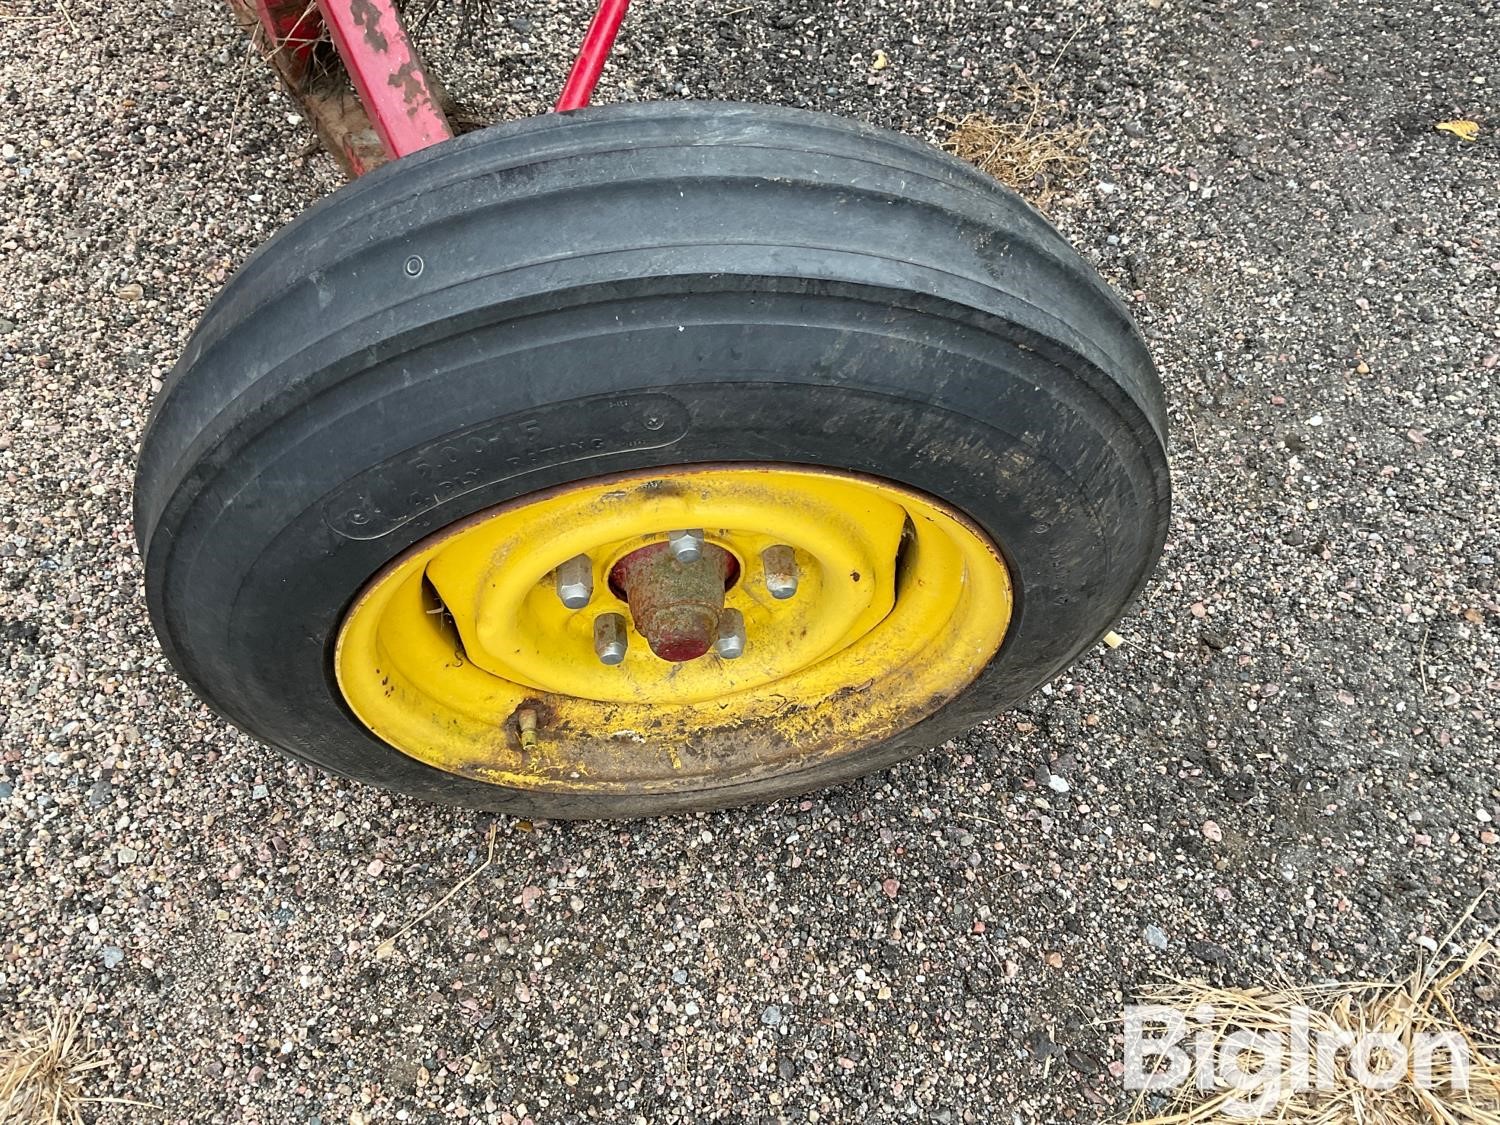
[
  {"left": 714, "top": 608, "right": 746, "bottom": 660},
  {"left": 667, "top": 528, "right": 705, "bottom": 563},
  {"left": 517, "top": 707, "right": 537, "bottom": 750},
  {"left": 594, "top": 613, "right": 628, "bottom": 665},
  {"left": 554, "top": 554, "right": 593, "bottom": 609},
  {"left": 761, "top": 544, "right": 799, "bottom": 599}
]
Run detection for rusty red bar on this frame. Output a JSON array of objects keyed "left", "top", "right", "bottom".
[
  {"left": 252, "top": 0, "right": 323, "bottom": 76},
  {"left": 556, "top": 0, "right": 631, "bottom": 112},
  {"left": 316, "top": 0, "right": 452, "bottom": 159}
]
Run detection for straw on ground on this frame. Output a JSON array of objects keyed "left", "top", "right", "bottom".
[
  {"left": 939, "top": 67, "right": 1093, "bottom": 209},
  {"left": 1126, "top": 933, "right": 1500, "bottom": 1124},
  {"left": 0, "top": 1002, "right": 112, "bottom": 1125}
]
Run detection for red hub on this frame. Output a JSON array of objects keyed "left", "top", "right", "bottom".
[{"left": 609, "top": 542, "right": 738, "bottom": 662}]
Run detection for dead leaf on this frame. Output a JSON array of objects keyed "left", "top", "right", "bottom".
[
  {"left": 870, "top": 49, "right": 889, "bottom": 71},
  {"left": 1435, "top": 119, "right": 1480, "bottom": 142}
]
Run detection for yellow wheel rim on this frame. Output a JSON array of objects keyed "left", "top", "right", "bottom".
[{"left": 334, "top": 465, "right": 1013, "bottom": 794}]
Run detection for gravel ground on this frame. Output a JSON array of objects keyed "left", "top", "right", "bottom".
[{"left": 2, "top": 0, "right": 1497, "bottom": 1121}]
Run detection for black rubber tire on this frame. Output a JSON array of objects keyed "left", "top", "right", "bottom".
[{"left": 134, "top": 101, "right": 1170, "bottom": 818}]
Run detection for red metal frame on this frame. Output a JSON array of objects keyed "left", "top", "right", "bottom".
[
  {"left": 556, "top": 0, "right": 632, "bottom": 113},
  {"left": 231, "top": 0, "right": 629, "bottom": 176},
  {"left": 315, "top": 0, "right": 452, "bottom": 159},
  {"left": 251, "top": 0, "right": 323, "bottom": 78}
]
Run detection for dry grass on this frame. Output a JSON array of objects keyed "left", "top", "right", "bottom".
[
  {"left": 1126, "top": 932, "right": 1500, "bottom": 1124},
  {"left": 0, "top": 1003, "right": 112, "bottom": 1125},
  {"left": 939, "top": 67, "right": 1094, "bottom": 210}
]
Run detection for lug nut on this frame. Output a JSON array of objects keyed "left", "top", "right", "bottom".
[
  {"left": 554, "top": 554, "right": 593, "bottom": 609},
  {"left": 714, "top": 608, "right": 746, "bottom": 660},
  {"left": 594, "top": 613, "right": 628, "bottom": 665},
  {"left": 761, "top": 544, "right": 798, "bottom": 599},
  {"left": 667, "top": 528, "right": 705, "bottom": 563},
  {"left": 517, "top": 707, "right": 537, "bottom": 750}
]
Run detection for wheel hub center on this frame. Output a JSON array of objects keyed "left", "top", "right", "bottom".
[{"left": 608, "top": 541, "right": 738, "bottom": 662}]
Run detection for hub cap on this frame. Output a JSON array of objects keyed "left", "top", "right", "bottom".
[{"left": 334, "top": 466, "right": 1013, "bottom": 795}]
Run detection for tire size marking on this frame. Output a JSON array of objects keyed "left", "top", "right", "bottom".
[{"left": 324, "top": 393, "right": 690, "bottom": 540}]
